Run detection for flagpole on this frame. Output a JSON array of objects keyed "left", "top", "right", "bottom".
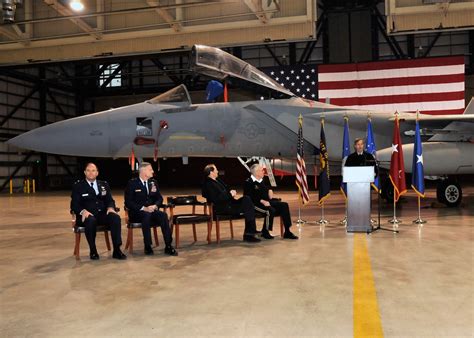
[
  {"left": 413, "top": 196, "right": 426, "bottom": 225},
  {"left": 318, "top": 202, "right": 328, "bottom": 225},
  {"left": 296, "top": 206, "right": 306, "bottom": 225},
  {"left": 339, "top": 199, "right": 347, "bottom": 226},
  {"left": 388, "top": 196, "right": 401, "bottom": 227}
]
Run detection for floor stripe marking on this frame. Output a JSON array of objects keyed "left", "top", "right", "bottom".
[{"left": 353, "top": 234, "right": 384, "bottom": 338}]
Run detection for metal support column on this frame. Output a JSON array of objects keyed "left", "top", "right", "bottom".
[{"left": 39, "top": 67, "right": 48, "bottom": 191}]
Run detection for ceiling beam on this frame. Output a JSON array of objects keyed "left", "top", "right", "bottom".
[
  {"left": 0, "top": 24, "right": 29, "bottom": 45},
  {"left": 0, "top": 26, "right": 19, "bottom": 40},
  {"left": 146, "top": 0, "right": 182, "bottom": 32},
  {"left": 44, "top": 0, "right": 102, "bottom": 40},
  {"left": 244, "top": 0, "right": 269, "bottom": 24},
  {"left": 96, "top": 0, "right": 105, "bottom": 31}
]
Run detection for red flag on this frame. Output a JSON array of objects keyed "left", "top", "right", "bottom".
[
  {"left": 129, "top": 146, "right": 135, "bottom": 171},
  {"left": 223, "top": 82, "right": 228, "bottom": 103},
  {"left": 389, "top": 114, "right": 407, "bottom": 202}
]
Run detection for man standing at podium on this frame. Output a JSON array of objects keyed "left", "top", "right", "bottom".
[{"left": 345, "top": 138, "right": 377, "bottom": 174}]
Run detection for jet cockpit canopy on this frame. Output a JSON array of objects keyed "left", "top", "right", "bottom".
[
  {"left": 191, "top": 44, "right": 295, "bottom": 98},
  {"left": 147, "top": 84, "right": 192, "bottom": 105}
]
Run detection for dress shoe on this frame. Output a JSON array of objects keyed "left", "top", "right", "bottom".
[
  {"left": 283, "top": 231, "right": 299, "bottom": 240},
  {"left": 90, "top": 252, "right": 100, "bottom": 260},
  {"left": 144, "top": 245, "right": 154, "bottom": 255},
  {"left": 243, "top": 234, "right": 261, "bottom": 243},
  {"left": 260, "top": 230, "right": 275, "bottom": 240},
  {"left": 164, "top": 246, "right": 178, "bottom": 256},
  {"left": 112, "top": 250, "right": 127, "bottom": 260}
]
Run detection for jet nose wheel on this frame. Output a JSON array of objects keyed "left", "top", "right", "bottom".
[{"left": 437, "top": 179, "right": 462, "bottom": 207}]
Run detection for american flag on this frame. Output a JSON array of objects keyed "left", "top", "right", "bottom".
[
  {"left": 318, "top": 56, "right": 465, "bottom": 115},
  {"left": 262, "top": 64, "right": 318, "bottom": 99},
  {"left": 296, "top": 114, "right": 310, "bottom": 205}
]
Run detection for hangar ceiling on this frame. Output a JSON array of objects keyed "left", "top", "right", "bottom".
[
  {"left": 386, "top": 0, "right": 474, "bottom": 35},
  {"left": 0, "top": 0, "right": 316, "bottom": 64}
]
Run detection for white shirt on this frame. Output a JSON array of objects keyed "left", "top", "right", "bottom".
[
  {"left": 251, "top": 175, "right": 263, "bottom": 183},
  {"left": 87, "top": 180, "right": 99, "bottom": 195}
]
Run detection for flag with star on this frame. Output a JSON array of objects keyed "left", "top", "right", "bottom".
[
  {"left": 365, "top": 117, "right": 381, "bottom": 193},
  {"left": 340, "top": 116, "right": 350, "bottom": 199},
  {"left": 411, "top": 117, "right": 425, "bottom": 197},
  {"left": 262, "top": 65, "right": 318, "bottom": 99},
  {"left": 389, "top": 114, "right": 407, "bottom": 202}
]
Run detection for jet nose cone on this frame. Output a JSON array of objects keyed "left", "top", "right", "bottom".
[
  {"left": 6, "top": 115, "right": 111, "bottom": 156},
  {"left": 7, "top": 130, "right": 39, "bottom": 151}
]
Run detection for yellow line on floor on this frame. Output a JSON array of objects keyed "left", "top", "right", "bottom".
[{"left": 353, "top": 234, "right": 384, "bottom": 338}]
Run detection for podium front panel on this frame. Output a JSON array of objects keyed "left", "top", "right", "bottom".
[{"left": 347, "top": 182, "right": 371, "bottom": 232}]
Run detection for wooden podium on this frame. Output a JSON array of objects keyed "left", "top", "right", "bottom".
[{"left": 342, "top": 166, "right": 375, "bottom": 233}]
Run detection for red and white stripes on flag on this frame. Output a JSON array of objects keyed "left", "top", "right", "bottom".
[
  {"left": 296, "top": 114, "right": 310, "bottom": 205},
  {"left": 318, "top": 56, "right": 465, "bottom": 115}
]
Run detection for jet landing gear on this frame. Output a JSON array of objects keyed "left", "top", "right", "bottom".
[{"left": 437, "top": 178, "right": 462, "bottom": 207}]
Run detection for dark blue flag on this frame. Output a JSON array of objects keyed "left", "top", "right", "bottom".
[
  {"left": 318, "top": 119, "right": 331, "bottom": 204},
  {"left": 411, "top": 120, "right": 425, "bottom": 197},
  {"left": 340, "top": 116, "right": 350, "bottom": 199}
]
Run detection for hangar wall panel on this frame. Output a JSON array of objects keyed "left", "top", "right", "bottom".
[{"left": 0, "top": 71, "right": 80, "bottom": 192}]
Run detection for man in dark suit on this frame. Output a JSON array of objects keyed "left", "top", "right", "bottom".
[
  {"left": 71, "top": 163, "right": 126, "bottom": 260},
  {"left": 243, "top": 164, "right": 299, "bottom": 240},
  {"left": 201, "top": 164, "right": 261, "bottom": 243},
  {"left": 124, "top": 162, "right": 177, "bottom": 256},
  {"left": 345, "top": 138, "right": 378, "bottom": 175}
]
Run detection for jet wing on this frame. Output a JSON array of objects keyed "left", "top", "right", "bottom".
[
  {"left": 191, "top": 45, "right": 296, "bottom": 98},
  {"left": 392, "top": 98, "right": 474, "bottom": 123},
  {"left": 391, "top": 114, "right": 474, "bottom": 122},
  {"left": 387, "top": 98, "right": 474, "bottom": 142}
]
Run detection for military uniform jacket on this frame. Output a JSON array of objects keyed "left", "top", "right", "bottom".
[
  {"left": 345, "top": 151, "right": 378, "bottom": 175},
  {"left": 243, "top": 177, "right": 270, "bottom": 209},
  {"left": 71, "top": 179, "right": 116, "bottom": 216},
  {"left": 124, "top": 177, "right": 163, "bottom": 214},
  {"left": 201, "top": 177, "right": 234, "bottom": 213}
]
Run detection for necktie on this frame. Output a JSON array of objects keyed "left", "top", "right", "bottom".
[
  {"left": 143, "top": 180, "right": 148, "bottom": 195},
  {"left": 90, "top": 182, "right": 97, "bottom": 195}
]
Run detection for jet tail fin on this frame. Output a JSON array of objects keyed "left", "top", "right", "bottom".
[{"left": 463, "top": 97, "right": 474, "bottom": 115}]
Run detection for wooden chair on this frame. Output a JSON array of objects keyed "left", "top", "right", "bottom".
[
  {"left": 124, "top": 207, "right": 165, "bottom": 254},
  {"left": 167, "top": 196, "right": 212, "bottom": 248},
  {"left": 207, "top": 202, "right": 284, "bottom": 244},
  {"left": 71, "top": 211, "right": 111, "bottom": 260}
]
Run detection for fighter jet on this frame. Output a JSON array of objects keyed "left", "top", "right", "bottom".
[{"left": 7, "top": 45, "right": 474, "bottom": 206}]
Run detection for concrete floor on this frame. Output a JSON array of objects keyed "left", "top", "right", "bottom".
[{"left": 0, "top": 186, "right": 472, "bottom": 337}]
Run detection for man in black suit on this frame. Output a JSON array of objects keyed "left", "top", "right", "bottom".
[
  {"left": 124, "top": 162, "right": 177, "bottom": 256},
  {"left": 345, "top": 138, "right": 378, "bottom": 175},
  {"left": 201, "top": 164, "right": 261, "bottom": 243},
  {"left": 243, "top": 164, "right": 299, "bottom": 240},
  {"left": 71, "top": 163, "right": 126, "bottom": 260}
]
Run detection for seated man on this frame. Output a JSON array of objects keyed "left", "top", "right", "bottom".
[
  {"left": 124, "top": 162, "right": 177, "bottom": 256},
  {"left": 71, "top": 162, "right": 126, "bottom": 260},
  {"left": 202, "top": 164, "right": 261, "bottom": 243},
  {"left": 243, "top": 164, "right": 298, "bottom": 240}
]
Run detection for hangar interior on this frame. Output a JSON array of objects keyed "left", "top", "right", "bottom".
[
  {"left": 0, "top": 1, "right": 473, "bottom": 337},
  {"left": 1, "top": 0, "right": 473, "bottom": 191}
]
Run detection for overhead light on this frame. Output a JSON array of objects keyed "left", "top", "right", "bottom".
[{"left": 69, "top": 0, "right": 84, "bottom": 12}]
